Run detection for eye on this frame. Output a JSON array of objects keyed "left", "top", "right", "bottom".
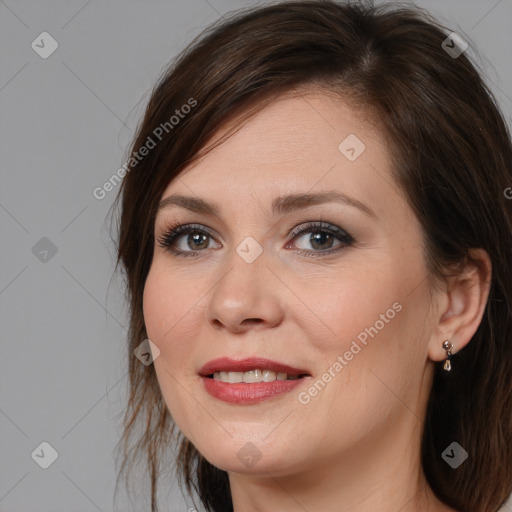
[
  {"left": 156, "top": 222, "right": 218, "bottom": 258},
  {"left": 286, "top": 221, "right": 354, "bottom": 257},
  {"left": 156, "top": 220, "right": 355, "bottom": 258}
]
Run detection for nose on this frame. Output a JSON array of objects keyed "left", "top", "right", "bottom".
[{"left": 205, "top": 245, "right": 285, "bottom": 334}]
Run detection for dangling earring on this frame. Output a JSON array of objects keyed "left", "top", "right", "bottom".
[{"left": 442, "top": 340, "right": 453, "bottom": 371}]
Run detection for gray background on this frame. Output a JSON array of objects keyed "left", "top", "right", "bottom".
[{"left": 0, "top": 1, "right": 511, "bottom": 511}]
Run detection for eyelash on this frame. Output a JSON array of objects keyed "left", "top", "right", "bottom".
[{"left": 156, "top": 220, "right": 355, "bottom": 259}]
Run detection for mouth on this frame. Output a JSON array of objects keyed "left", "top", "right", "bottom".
[
  {"left": 198, "top": 357, "right": 312, "bottom": 404},
  {"left": 198, "top": 356, "right": 312, "bottom": 381},
  {"left": 205, "top": 370, "right": 310, "bottom": 383}
]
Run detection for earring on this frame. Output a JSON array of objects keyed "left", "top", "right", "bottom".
[{"left": 442, "top": 340, "right": 453, "bottom": 371}]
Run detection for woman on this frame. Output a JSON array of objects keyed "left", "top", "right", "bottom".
[{"left": 112, "top": 1, "right": 512, "bottom": 511}]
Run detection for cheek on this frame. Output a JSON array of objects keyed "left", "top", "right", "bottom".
[
  {"left": 299, "top": 263, "right": 423, "bottom": 411},
  {"left": 142, "top": 264, "right": 203, "bottom": 371},
  {"left": 143, "top": 265, "right": 186, "bottom": 342},
  {"left": 301, "top": 263, "right": 403, "bottom": 356},
  {"left": 142, "top": 267, "right": 200, "bottom": 433}
]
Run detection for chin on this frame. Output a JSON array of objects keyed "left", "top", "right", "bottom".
[
  {"left": 189, "top": 434, "right": 310, "bottom": 477},
  {"left": 201, "top": 449, "right": 295, "bottom": 476}
]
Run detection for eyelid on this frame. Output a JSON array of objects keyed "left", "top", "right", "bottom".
[
  {"left": 156, "top": 222, "right": 218, "bottom": 248},
  {"left": 156, "top": 219, "right": 355, "bottom": 258},
  {"left": 288, "top": 220, "right": 351, "bottom": 240}
]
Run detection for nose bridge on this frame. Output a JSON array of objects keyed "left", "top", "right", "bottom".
[
  {"left": 205, "top": 234, "right": 283, "bottom": 331},
  {"left": 219, "top": 233, "right": 268, "bottom": 302},
  {"left": 235, "top": 233, "right": 266, "bottom": 265}
]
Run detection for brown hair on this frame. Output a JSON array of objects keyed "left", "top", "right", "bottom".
[{"left": 111, "top": 1, "right": 512, "bottom": 511}]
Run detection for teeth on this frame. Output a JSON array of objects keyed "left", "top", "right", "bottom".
[
  {"left": 243, "top": 369, "right": 261, "bottom": 383},
  {"left": 262, "top": 369, "right": 276, "bottom": 382},
  {"left": 212, "top": 369, "right": 301, "bottom": 383}
]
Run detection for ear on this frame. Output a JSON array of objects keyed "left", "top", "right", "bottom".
[{"left": 427, "top": 248, "right": 492, "bottom": 362}]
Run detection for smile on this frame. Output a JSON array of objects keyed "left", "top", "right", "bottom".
[{"left": 208, "top": 369, "right": 307, "bottom": 383}]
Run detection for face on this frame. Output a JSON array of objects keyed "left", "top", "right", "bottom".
[{"left": 143, "top": 88, "right": 437, "bottom": 477}]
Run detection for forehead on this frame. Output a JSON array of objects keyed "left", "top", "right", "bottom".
[
  {"left": 161, "top": 89, "right": 393, "bottom": 218},
  {"left": 185, "top": 90, "right": 383, "bottom": 170}
]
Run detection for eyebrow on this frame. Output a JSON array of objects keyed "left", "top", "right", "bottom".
[{"left": 158, "top": 190, "right": 376, "bottom": 219}]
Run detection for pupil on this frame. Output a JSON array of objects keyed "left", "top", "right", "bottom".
[
  {"left": 310, "top": 231, "right": 332, "bottom": 250},
  {"left": 189, "top": 233, "right": 208, "bottom": 250},
  {"left": 186, "top": 231, "right": 333, "bottom": 251}
]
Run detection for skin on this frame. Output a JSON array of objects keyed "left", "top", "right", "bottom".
[{"left": 143, "top": 87, "right": 491, "bottom": 512}]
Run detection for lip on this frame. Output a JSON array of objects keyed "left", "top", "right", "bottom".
[
  {"left": 198, "top": 357, "right": 311, "bottom": 377},
  {"left": 201, "top": 377, "right": 309, "bottom": 404},
  {"left": 198, "top": 357, "right": 312, "bottom": 405}
]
